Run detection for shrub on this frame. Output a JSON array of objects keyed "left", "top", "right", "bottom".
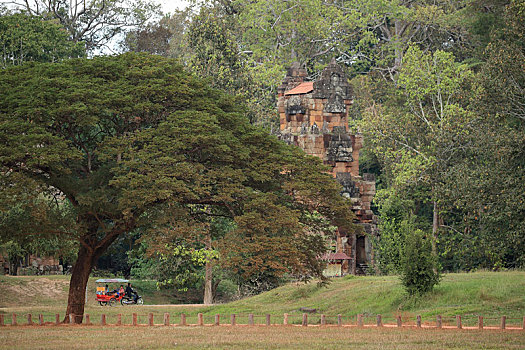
[{"left": 401, "top": 229, "right": 440, "bottom": 295}]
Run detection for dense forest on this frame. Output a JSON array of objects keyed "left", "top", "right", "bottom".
[{"left": 1, "top": 0, "right": 524, "bottom": 310}]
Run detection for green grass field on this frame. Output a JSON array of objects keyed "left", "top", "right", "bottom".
[{"left": 1, "top": 271, "right": 524, "bottom": 349}]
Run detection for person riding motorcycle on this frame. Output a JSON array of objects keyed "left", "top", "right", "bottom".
[{"left": 125, "top": 282, "right": 138, "bottom": 303}]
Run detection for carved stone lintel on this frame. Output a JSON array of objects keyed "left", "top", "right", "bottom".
[
  {"left": 327, "top": 141, "right": 353, "bottom": 162},
  {"left": 327, "top": 133, "right": 353, "bottom": 162},
  {"left": 336, "top": 173, "right": 359, "bottom": 198},
  {"left": 313, "top": 60, "right": 352, "bottom": 100},
  {"left": 286, "top": 95, "right": 305, "bottom": 115},
  {"left": 324, "top": 94, "right": 345, "bottom": 113}
]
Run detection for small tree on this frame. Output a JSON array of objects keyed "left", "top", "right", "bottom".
[{"left": 401, "top": 229, "right": 440, "bottom": 295}]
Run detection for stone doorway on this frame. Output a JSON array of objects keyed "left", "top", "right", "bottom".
[{"left": 356, "top": 236, "right": 367, "bottom": 264}]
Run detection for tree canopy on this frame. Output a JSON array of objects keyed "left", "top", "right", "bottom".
[
  {"left": 0, "top": 13, "right": 85, "bottom": 68},
  {"left": 356, "top": 0, "right": 525, "bottom": 272},
  {"left": 6, "top": 0, "right": 160, "bottom": 52}
]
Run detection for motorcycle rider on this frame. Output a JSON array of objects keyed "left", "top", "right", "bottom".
[{"left": 125, "top": 282, "right": 138, "bottom": 303}]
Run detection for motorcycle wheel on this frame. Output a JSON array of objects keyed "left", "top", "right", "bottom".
[
  {"left": 137, "top": 297, "right": 143, "bottom": 305},
  {"left": 99, "top": 301, "right": 107, "bottom": 306},
  {"left": 109, "top": 298, "right": 116, "bottom": 307},
  {"left": 121, "top": 298, "right": 129, "bottom": 306}
]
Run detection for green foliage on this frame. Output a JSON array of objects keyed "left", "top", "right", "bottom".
[
  {"left": 0, "top": 194, "right": 78, "bottom": 274},
  {"left": 9, "top": 0, "right": 161, "bottom": 52},
  {"left": 373, "top": 217, "right": 408, "bottom": 275},
  {"left": 401, "top": 230, "right": 440, "bottom": 295},
  {"left": 352, "top": 0, "right": 525, "bottom": 273},
  {"left": 372, "top": 189, "right": 435, "bottom": 275},
  {"left": 360, "top": 45, "right": 475, "bottom": 260},
  {"left": 240, "top": 0, "right": 350, "bottom": 69},
  {"left": 127, "top": 241, "right": 156, "bottom": 280},
  {"left": 0, "top": 13, "right": 85, "bottom": 68},
  {"left": 122, "top": 9, "right": 194, "bottom": 60},
  {"left": 0, "top": 241, "right": 25, "bottom": 269},
  {"left": 185, "top": 3, "right": 277, "bottom": 128},
  {"left": 0, "top": 236, "right": 77, "bottom": 275},
  {"left": 129, "top": 239, "right": 218, "bottom": 294},
  {"left": 154, "top": 244, "right": 214, "bottom": 292},
  {"left": 436, "top": 0, "right": 525, "bottom": 269},
  {"left": 367, "top": 45, "right": 473, "bottom": 189}
]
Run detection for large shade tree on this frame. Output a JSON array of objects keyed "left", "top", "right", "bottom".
[{"left": 0, "top": 53, "right": 357, "bottom": 322}]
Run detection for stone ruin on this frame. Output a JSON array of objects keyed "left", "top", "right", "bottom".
[
  {"left": 277, "top": 59, "right": 378, "bottom": 275},
  {"left": 0, "top": 253, "right": 63, "bottom": 275}
]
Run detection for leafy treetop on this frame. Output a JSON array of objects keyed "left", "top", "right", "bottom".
[{"left": 0, "top": 13, "right": 85, "bottom": 68}]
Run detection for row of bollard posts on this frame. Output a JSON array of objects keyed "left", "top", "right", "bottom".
[
  {"left": 1, "top": 312, "right": 522, "bottom": 329},
  {"left": 0, "top": 312, "right": 348, "bottom": 327}
]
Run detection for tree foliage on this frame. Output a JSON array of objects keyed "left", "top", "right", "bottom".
[
  {"left": 0, "top": 13, "right": 85, "bottom": 68},
  {"left": 356, "top": 0, "right": 525, "bottom": 272},
  {"left": 8, "top": 0, "right": 160, "bottom": 52},
  {"left": 360, "top": 46, "right": 474, "bottom": 254},
  {"left": 121, "top": 10, "right": 192, "bottom": 58},
  {"left": 436, "top": 0, "right": 525, "bottom": 269}
]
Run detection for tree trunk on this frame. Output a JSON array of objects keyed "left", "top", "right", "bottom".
[
  {"left": 64, "top": 223, "right": 123, "bottom": 324},
  {"left": 64, "top": 245, "right": 97, "bottom": 324},
  {"left": 204, "top": 260, "right": 213, "bottom": 305},
  {"left": 203, "top": 233, "right": 213, "bottom": 305},
  {"left": 9, "top": 258, "right": 19, "bottom": 276},
  {"left": 432, "top": 200, "right": 438, "bottom": 257},
  {"left": 212, "top": 279, "right": 221, "bottom": 302},
  {"left": 394, "top": 20, "right": 403, "bottom": 71},
  {"left": 350, "top": 233, "right": 357, "bottom": 275}
]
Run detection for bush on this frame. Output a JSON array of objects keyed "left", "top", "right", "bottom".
[{"left": 401, "top": 229, "right": 440, "bottom": 295}]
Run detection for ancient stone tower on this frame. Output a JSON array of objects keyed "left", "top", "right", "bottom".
[{"left": 277, "top": 60, "right": 377, "bottom": 275}]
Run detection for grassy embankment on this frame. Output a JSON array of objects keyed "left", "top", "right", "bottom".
[
  {"left": 1, "top": 271, "right": 524, "bottom": 327},
  {"left": 1, "top": 272, "right": 524, "bottom": 349}
]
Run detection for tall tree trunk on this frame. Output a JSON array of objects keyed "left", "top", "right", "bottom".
[
  {"left": 432, "top": 200, "right": 438, "bottom": 257},
  {"left": 64, "top": 245, "right": 97, "bottom": 324},
  {"left": 204, "top": 260, "right": 213, "bottom": 305},
  {"left": 203, "top": 233, "right": 213, "bottom": 305},
  {"left": 63, "top": 222, "right": 124, "bottom": 324},
  {"left": 350, "top": 233, "right": 357, "bottom": 275}
]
